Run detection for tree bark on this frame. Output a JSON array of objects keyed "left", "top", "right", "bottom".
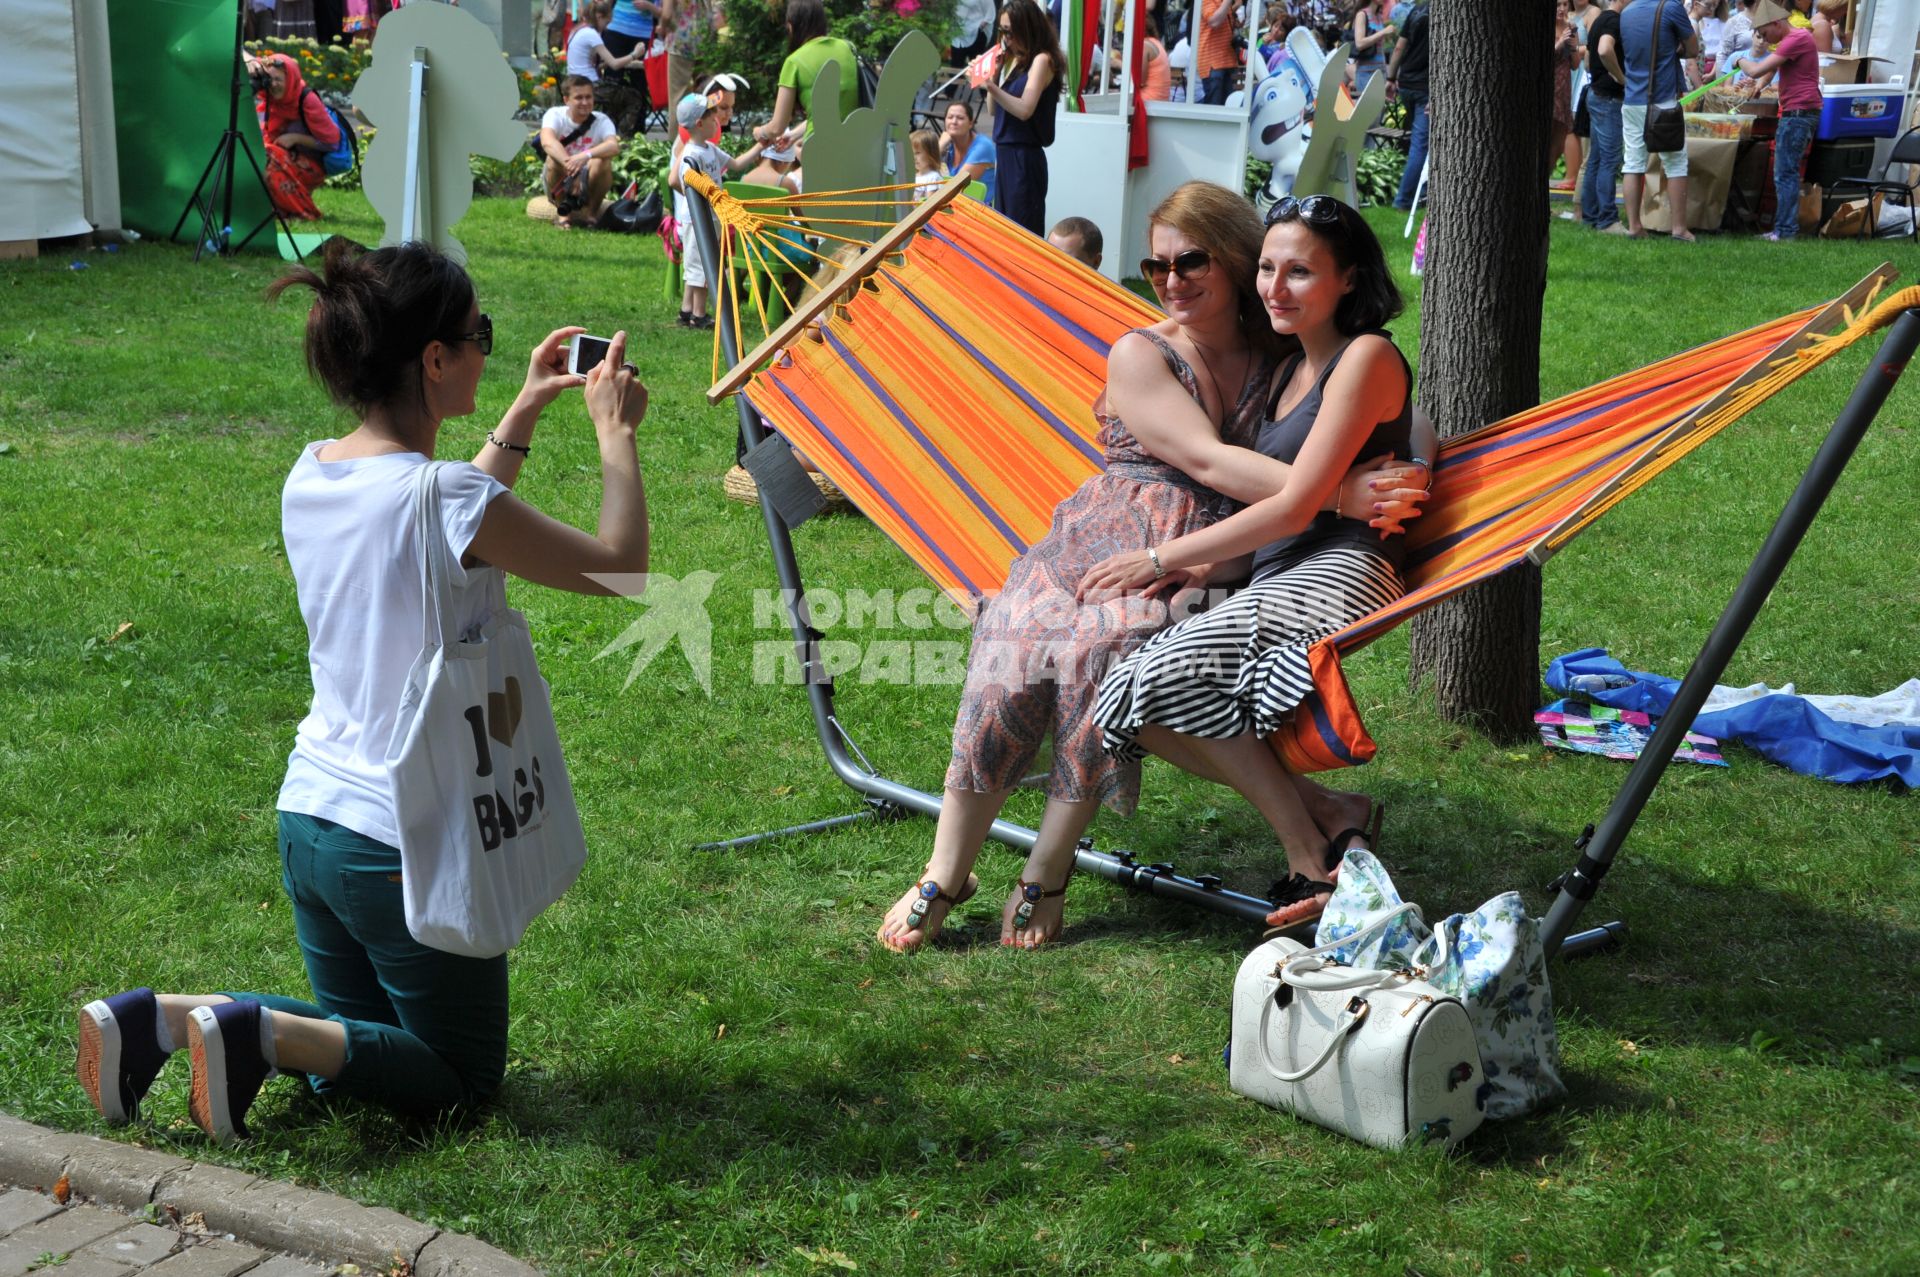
[{"left": 1405, "top": 0, "right": 1554, "bottom": 741}]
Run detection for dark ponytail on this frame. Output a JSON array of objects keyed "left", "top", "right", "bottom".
[{"left": 267, "top": 237, "right": 476, "bottom": 416}]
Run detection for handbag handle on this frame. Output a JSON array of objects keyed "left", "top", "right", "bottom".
[
  {"left": 1256, "top": 990, "right": 1372, "bottom": 1084},
  {"left": 412, "top": 462, "right": 464, "bottom": 653},
  {"left": 1281, "top": 962, "right": 1407, "bottom": 992}
]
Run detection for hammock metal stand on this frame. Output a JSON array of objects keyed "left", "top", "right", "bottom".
[
  {"left": 1543, "top": 303, "right": 1920, "bottom": 958},
  {"left": 684, "top": 188, "right": 1279, "bottom": 926},
  {"left": 685, "top": 177, "right": 1917, "bottom": 951}
]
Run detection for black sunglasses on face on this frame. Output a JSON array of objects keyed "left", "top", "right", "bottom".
[
  {"left": 448, "top": 313, "right": 493, "bottom": 357},
  {"left": 1138, "top": 248, "right": 1212, "bottom": 285},
  {"left": 1265, "top": 194, "right": 1342, "bottom": 227}
]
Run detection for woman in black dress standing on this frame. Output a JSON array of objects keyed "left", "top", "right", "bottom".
[{"left": 983, "top": 0, "right": 1063, "bottom": 236}]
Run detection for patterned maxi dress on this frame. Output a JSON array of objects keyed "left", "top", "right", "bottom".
[{"left": 944, "top": 331, "right": 1276, "bottom": 815}]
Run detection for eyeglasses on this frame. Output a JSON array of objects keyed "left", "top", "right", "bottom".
[
  {"left": 1138, "top": 248, "right": 1213, "bottom": 285},
  {"left": 447, "top": 313, "right": 493, "bottom": 357},
  {"left": 1265, "top": 194, "right": 1342, "bottom": 227}
]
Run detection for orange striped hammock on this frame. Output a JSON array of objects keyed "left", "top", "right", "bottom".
[{"left": 696, "top": 172, "right": 1905, "bottom": 774}]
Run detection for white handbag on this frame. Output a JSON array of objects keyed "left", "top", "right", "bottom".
[
  {"left": 1230, "top": 903, "right": 1487, "bottom": 1150},
  {"left": 385, "top": 463, "right": 587, "bottom": 958}
]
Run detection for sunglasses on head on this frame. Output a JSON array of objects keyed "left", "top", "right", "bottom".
[
  {"left": 1138, "top": 248, "right": 1213, "bottom": 285},
  {"left": 1265, "top": 194, "right": 1342, "bottom": 227},
  {"left": 447, "top": 313, "right": 493, "bottom": 357}
]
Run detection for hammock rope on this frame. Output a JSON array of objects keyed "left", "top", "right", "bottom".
[
  {"left": 685, "top": 169, "right": 936, "bottom": 381},
  {"left": 1539, "top": 281, "right": 1917, "bottom": 551}
]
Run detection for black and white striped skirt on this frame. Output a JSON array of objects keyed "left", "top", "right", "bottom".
[{"left": 1093, "top": 543, "right": 1404, "bottom": 761}]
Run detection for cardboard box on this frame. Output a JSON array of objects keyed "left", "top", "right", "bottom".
[{"left": 1818, "top": 54, "right": 1892, "bottom": 86}]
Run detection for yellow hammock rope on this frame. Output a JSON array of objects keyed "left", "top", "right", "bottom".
[
  {"left": 1545, "top": 280, "right": 1920, "bottom": 549},
  {"left": 684, "top": 170, "right": 932, "bottom": 381}
]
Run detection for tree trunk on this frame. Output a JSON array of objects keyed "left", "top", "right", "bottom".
[{"left": 1406, "top": 0, "right": 1554, "bottom": 742}]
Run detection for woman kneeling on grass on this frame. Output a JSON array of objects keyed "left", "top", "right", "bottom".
[
  {"left": 876, "top": 181, "right": 1431, "bottom": 953},
  {"left": 1083, "top": 196, "right": 1416, "bottom": 936},
  {"left": 75, "top": 238, "right": 650, "bottom": 1142}
]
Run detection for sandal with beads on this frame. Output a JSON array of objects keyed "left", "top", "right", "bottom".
[{"left": 879, "top": 873, "right": 979, "bottom": 951}]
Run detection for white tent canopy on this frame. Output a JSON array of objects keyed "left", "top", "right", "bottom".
[{"left": 0, "top": 0, "right": 121, "bottom": 242}]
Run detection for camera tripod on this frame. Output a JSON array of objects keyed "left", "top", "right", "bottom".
[{"left": 169, "top": 0, "right": 300, "bottom": 260}]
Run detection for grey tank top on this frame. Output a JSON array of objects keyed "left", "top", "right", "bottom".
[{"left": 1249, "top": 332, "right": 1414, "bottom": 581}]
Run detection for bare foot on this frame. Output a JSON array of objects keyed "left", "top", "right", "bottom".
[
  {"left": 1000, "top": 877, "right": 1069, "bottom": 949},
  {"left": 878, "top": 874, "right": 979, "bottom": 952},
  {"left": 1299, "top": 784, "right": 1378, "bottom": 868}
]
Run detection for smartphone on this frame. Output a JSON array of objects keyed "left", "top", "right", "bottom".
[{"left": 568, "top": 334, "right": 613, "bottom": 376}]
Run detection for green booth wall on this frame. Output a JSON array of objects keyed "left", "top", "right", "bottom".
[{"left": 109, "top": 0, "right": 279, "bottom": 250}]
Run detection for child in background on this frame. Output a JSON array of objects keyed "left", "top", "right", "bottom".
[
  {"left": 742, "top": 137, "right": 802, "bottom": 194},
  {"left": 911, "top": 130, "right": 944, "bottom": 199},
  {"left": 670, "top": 92, "right": 767, "bottom": 329}
]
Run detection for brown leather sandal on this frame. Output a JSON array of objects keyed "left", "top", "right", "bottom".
[
  {"left": 1011, "top": 875, "right": 1069, "bottom": 931},
  {"left": 1262, "top": 872, "right": 1337, "bottom": 937},
  {"left": 904, "top": 874, "right": 979, "bottom": 932}
]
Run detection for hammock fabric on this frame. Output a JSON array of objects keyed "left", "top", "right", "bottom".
[{"left": 709, "top": 181, "right": 1908, "bottom": 773}]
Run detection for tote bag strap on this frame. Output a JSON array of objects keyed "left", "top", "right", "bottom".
[
  {"left": 1282, "top": 900, "right": 1425, "bottom": 973},
  {"left": 412, "top": 461, "right": 464, "bottom": 653}
]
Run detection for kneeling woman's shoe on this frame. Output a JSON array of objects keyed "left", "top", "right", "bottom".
[
  {"left": 76, "top": 988, "right": 170, "bottom": 1124},
  {"left": 187, "top": 1001, "right": 278, "bottom": 1145}
]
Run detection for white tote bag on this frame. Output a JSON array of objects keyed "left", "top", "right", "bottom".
[
  {"left": 1314, "top": 850, "right": 1567, "bottom": 1121},
  {"left": 386, "top": 463, "right": 587, "bottom": 957}
]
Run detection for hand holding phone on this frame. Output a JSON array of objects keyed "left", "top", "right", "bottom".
[
  {"left": 568, "top": 334, "right": 614, "bottom": 377},
  {"left": 582, "top": 331, "right": 648, "bottom": 433}
]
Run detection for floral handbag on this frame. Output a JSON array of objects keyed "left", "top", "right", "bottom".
[{"left": 1313, "top": 850, "right": 1567, "bottom": 1121}]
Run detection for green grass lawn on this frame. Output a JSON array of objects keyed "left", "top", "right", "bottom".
[{"left": 1, "top": 191, "right": 1915, "bottom": 1277}]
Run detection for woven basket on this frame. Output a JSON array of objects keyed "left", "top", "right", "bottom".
[{"left": 724, "top": 463, "right": 850, "bottom": 507}]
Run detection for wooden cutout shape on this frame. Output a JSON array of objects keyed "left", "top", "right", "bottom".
[
  {"left": 353, "top": 3, "right": 526, "bottom": 263},
  {"left": 1292, "top": 44, "right": 1386, "bottom": 208},
  {"left": 798, "top": 30, "right": 940, "bottom": 244}
]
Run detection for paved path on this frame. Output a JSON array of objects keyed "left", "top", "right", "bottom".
[{"left": 0, "top": 1114, "right": 540, "bottom": 1277}]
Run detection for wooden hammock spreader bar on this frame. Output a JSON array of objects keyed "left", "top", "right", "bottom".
[{"left": 700, "top": 168, "right": 976, "bottom": 406}]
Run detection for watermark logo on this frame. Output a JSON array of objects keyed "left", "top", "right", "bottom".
[
  {"left": 585, "top": 579, "right": 1251, "bottom": 691},
  {"left": 589, "top": 571, "right": 721, "bottom": 693}
]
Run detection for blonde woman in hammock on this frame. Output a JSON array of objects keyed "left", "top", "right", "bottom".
[{"left": 878, "top": 182, "right": 1431, "bottom": 952}]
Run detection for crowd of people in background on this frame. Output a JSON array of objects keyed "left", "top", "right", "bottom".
[{"left": 253, "top": 0, "right": 1865, "bottom": 247}]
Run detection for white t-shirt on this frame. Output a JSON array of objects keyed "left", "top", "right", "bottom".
[
  {"left": 671, "top": 137, "right": 731, "bottom": 223},
  {"left": 277, "top": 445, "right": 507, "bottom": 848},
  {"left": 566, "top": 25, "right": 607, "bottom": 81},
  {"left": 541, "top": 105, "right": 617, "bottom": 156}
]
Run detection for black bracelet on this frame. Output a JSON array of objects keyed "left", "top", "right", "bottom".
[{"left": 488, "top": 430, "right": 531, "bottom": 456}]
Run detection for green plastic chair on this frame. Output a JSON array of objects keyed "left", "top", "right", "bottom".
[
  {"left": 724, "top": 180, "right": 808, "bottom": 327},
  {"left": 965, "top": 180, "right": 987, "bottom": 202}
]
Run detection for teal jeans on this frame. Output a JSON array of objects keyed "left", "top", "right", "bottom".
[{"left": 234, "top": 812, "right": 509, "bottom": 1117}]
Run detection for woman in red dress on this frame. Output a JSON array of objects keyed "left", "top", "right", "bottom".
[{"left": 252, "top": 52, "right": 342, "bottom": 222}]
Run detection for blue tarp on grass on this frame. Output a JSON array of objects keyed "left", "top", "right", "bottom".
[{"left": 1546, "top": 648, "right": 1919, "bottom": 787}]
